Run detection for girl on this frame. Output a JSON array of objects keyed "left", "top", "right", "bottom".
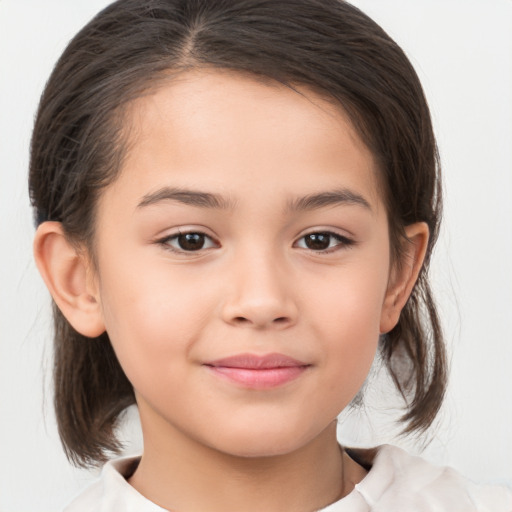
[{"left": 27, "top": 0, "right": 511, "bottom": 510}]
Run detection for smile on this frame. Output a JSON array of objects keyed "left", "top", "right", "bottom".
[{"left": 204, "top": 353, "right": 311, "bottom": 389}]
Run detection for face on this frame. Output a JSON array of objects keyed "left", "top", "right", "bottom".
[{"left": 91, "top": 70, "right": 394, "bottom": 457}]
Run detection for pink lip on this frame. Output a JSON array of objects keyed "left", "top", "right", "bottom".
[{"left": 204, "top": 353, "right": 310, "bottom": 389}]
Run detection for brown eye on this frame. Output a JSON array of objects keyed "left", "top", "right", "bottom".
[
  {"left": 304, "top": 233, "right": 331, "bottom": 250},
  {"left": 295, "top": 231, "right": 353, "bottom": 252},
  {"left": 177, "top": 233, "right": 206, "bottom": 250},
  {"left": 161, "top": 231, "right": 217, "bottom": 252}
]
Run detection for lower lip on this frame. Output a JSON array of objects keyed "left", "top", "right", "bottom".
[{"left": 206, "top": 366, "right": 308, "bottom": 389}]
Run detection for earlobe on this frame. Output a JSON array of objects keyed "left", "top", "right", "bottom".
[
  {"left": 380, "top": 222, "right": 429, "bottom": 334},
  {"left": 33, "top": 222, "right": 106, "bottom": 338}
]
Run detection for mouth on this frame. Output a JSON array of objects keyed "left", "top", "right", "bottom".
[{"left": 203, "top": 353, "right": 311, "bottom": 389}]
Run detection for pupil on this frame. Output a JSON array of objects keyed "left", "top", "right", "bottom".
[
  {"left": 179, "top": 233, "right": 205, "bottom": 251},
  {"left": 305, "top": 233, "right": 330, "bottom": 250}
]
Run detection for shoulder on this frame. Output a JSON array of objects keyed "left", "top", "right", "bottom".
[
  {"left": 351, "top": 444, "right": 512, "bottom": 512},
  {"left": 63, "top": 456, "right": 166, "bottom": 512}
]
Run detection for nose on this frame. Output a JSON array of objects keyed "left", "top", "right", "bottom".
[{"left": 220, "top": 251, "right": 298, "bottom": 330}]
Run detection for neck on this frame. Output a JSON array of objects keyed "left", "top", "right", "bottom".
[{"left": 129, "top": 414, "right": 348, "bottom": 512}]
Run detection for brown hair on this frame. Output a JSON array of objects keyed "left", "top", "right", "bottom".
[{"left": 29, "top": 0, "right": 446, "bottom": 467}]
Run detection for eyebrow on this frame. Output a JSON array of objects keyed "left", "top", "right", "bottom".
[
  {"left": 137, "top": 186, "right": 371, "bottom": 213},
  {"left": 137, "top": 187, "right": 235, "bottom": 210},
  {"left": 286, "top": 189, "right": 372, "bottom": 212}
]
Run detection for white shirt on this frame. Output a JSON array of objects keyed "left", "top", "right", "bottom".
[{"left": 64, "top": 445, "right": 512, "bottom": 511}]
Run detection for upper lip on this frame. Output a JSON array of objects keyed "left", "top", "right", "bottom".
[{"left": 205, "top": 353, "right": 309, "bottom": 369}]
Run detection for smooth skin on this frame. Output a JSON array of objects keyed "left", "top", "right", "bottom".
[{"left": 34, "top": 70, "right": 428, "bottom": 512}]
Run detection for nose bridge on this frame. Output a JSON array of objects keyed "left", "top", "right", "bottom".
[{"left": 221, "top": 242, "right": 297, "bottom": 328}]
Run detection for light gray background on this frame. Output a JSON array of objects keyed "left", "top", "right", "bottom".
[{"left": 1, "top": 1, "right": 511, "bottom": 510}]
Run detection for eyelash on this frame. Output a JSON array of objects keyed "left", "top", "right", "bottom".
[
  {"left": 294, "top": 231, "right": 355, "bottom": 253},
  {"left": 157, "top": 230, "right": 219, "bottom": 253},
  {"left": 157, "top": 230, "right": 354, "bottom": 254}
]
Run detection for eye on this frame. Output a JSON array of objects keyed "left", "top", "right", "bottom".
[
  {"left": 160, "top": 231, "right": 218, "bottom": 252},
  {"left": 295, "top": 231, "right": 353, "bottom": 252}
]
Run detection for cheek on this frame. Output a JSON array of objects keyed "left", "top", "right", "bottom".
[
  {"left": 96, "top": 259, "right": 213, "bottom": 386},
  {"left": 307, "top": 259, "right": 388, "bottom": 390},
  {"left": 310, "top": 258, "right": 388, "bottom": 335}
]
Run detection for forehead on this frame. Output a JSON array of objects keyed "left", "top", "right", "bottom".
[{"left": 108, "top": 69, "right": 383, "bottom": 212}]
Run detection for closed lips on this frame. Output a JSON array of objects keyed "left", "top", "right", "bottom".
[
  {"left": 204, "top": 353, "right": 310, "bottom": 389},
  {"left": 205, "top": 353, "right": 309, "bottom": 369}
]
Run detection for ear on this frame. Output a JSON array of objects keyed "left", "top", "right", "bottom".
[
  {"left": 380, "top": 222, "right": 429, "bottom": 334},
  {"left": 33, "top": 221, "right": 106, "bottom": 338}
]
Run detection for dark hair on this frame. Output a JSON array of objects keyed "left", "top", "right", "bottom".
[{"left": 29, "top": 0, "right": 446, "bottom": 467}]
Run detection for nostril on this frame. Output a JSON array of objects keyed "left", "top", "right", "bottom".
[{"left": 231, "top": 316, "right": 289, "bottom": 326}]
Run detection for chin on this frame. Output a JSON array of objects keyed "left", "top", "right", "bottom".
[{"left": 205, "top": 422, "right": 330, "bottom": 459}]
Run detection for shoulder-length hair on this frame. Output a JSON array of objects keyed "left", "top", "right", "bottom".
[{"left": 30, "top": 0, "right": 446, "bottom": 467}]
